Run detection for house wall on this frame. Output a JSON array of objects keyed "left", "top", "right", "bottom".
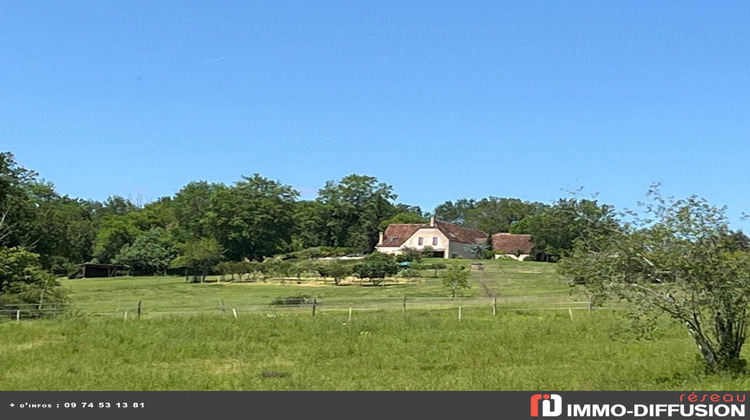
[{"left": 401, "top": 228, "right": 450, "bottom": 253}]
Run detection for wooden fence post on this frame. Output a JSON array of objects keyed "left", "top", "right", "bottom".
[
  {"left": 312, "top": 298, "right": 317, "bottom": 317},
  {"left": 403, "top": 296, "right": 407, "bottom": 314},
  {"left": 16, "top": 310, "right": 20, "bottom": 322},
  {"left": 137, "top": 301, "right": 142, "bottom": 319}
]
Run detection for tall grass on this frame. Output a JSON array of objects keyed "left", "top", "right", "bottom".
[
  {"left": 4, "top": 260, "right": 747, "bottom": 390},
  {"left": 1, "top": 309, "right": 748, "bottom": 390}
]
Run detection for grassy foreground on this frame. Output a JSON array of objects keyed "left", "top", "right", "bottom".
[
  {"left": 1, "top": 309, "right": 749, "bottom": 390},
  {"left": 2, "top": 260, "right": 749, "bottom": 390}
]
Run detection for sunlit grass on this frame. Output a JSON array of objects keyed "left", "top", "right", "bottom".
[{"left": 3, "top": 260, "right": 747, "bottom": 390}]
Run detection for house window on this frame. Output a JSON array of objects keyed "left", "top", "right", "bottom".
[
  {"left": 418, "top": 237, "right": 424, "bottom": 246},
  {"left": 432, "top": 237, "right": 438, "bottom": 246}
]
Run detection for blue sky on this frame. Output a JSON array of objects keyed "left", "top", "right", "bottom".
[{"left": 1, "top": 1, "right": 749, "bottom": 227}]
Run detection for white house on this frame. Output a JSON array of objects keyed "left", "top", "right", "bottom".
[{"left": 375, "top": 217, "right": 487, "bottom": 259}]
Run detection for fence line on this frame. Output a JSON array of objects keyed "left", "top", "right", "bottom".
[
  {"left": 83, "top": 296, "right": 608, "bottom": 319},
  {"left": 2, "top": 296, "right": 620, "bottom": 321}
]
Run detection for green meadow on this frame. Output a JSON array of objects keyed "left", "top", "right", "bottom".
[{"left": 1, "top": 259, "right": 749, "bottom": 390}]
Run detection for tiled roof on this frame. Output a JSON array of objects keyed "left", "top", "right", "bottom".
[
  {"left": 377, "top": 221, "right": 488, "bottom": 247},
  {"left": 377, "top": 224, "right": 424, "bottom": 248},
  {"left": 491, "top": 233, "right": 534, "bottom": 254},
  {"left": 434, "top": 221, "right": 487, "bottom": 244}
]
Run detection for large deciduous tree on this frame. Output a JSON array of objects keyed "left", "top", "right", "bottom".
[
  {"left": 559, "top": 187, "right": 750, "bottom": 374},
  {"left": 511, "top": 198, "right": 618, "bottom": 260},
  {"left": 317, "top": 174, "right": 397, "bottom": 253},
  {"left": 172, "top": 181, "right": 224, "bottom": 243},
  {"left": 434, "top": 197, "right": 545, "bottom": 234},
  {"left": 205, "top": 174, "right": 298, "bottom": 261}
]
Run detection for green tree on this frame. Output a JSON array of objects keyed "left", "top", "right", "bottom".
[
  {"left": 0, "top": 247, "right": 68, "bottom": 307},
  {"left": 25, "top": 185, "right": 98, "bottom": 272},
  {"left": 172, "top": 181, "right": 224, "bottom": 242},
  {"left": 317, "top": 174, "right": 398, "bottom": 253},
  {"left": 326, "top": 260, "right": 353, "bottom": 285},
  {"left": 511, "top": 198, "right": 618, "bottom": 261},
  {"left": 114, "top": 227, "right": 176, "bottom": 275},
  {"left": 172, "top": 238, "right": 224, "bottom": 283},
  {"left": 93, "top": 212, "right": 148, "bottom": 263},
  {"left": 352, "top": 252, "right": 398, "bottom": 285},
  {"left": 292, "top": 200, "right": 329, "bottom": 250},
  {"left": 395, "top": 247, "right": 422, "bottom": 263},
  {"left": 205, "top": 174, "right": 298, "bottom": 261},
  {"left": 378, "top": 211, "right": 427, "bottom": 231},
  {"left": 435, "top": 197, "right": 545, "bottom": 233},
  {"left": 100, "top": 195, "right": 138, "bottom": 216},
  {"left": 0, "top": 152, "right": 38, "bottom": 247},
  {"left": 559, "top": 187, "right": 750, "bottom": 374},
  {"left": 441, "top": 263, "right": 470, "bottom": 298}
]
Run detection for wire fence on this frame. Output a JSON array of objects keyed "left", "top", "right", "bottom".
[
  {"left": 0, "top": 303, "right": 67, "bottom": 320},
  {"left": 80, "top": 295, "right": 600, "bottom": 320}
]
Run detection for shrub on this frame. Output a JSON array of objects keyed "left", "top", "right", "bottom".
[{"left": 269, "top": 295, "right": 313, "bottom": 306}]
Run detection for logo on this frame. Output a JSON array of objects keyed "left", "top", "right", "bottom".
[{"left": 531, "top": 394, "right": 563, "bottom": 417}]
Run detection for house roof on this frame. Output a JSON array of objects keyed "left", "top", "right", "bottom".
[
  {"left": 491, "top": 233, "right": 534, "bottom": 254},
  {"left": 377, "top": 221, "right": 488, "bottom": 248},
  {"left": 434, "top": 221, "right": 487, "bottom": 245},
  {"left": 378, "top": 224, "right": 424, "bottom": 248}
]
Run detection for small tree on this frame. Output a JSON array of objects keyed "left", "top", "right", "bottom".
[
  {"left": 421, "top": 245, "right": 435, "bottom": 258},
  {"left": 113, "top": 227, "right": 175, "bottom": 275},
  {"left": 469, "top": 243, "right": 490, "bottom": 259},
  {"left": 215, "top": 261, "right": 235, "bottom": 282},
  {"left": 0, "top": 247, "right": 68, "bottom": 309},
  {"left": 244, "top": 261, "right": 260, "bottom": 281},
  {"left": 396, "top": 247, "right": 422, "bottom": 263},
  {"left": 559, "top": 187, "right": 750, "bottom": 374},
  {"left": 353, "top": 252, "right": 398, "bottom": 286},
  {"left": 441, "top": 263, "right": 470, "bottom": 298},
  {"left": 425, "top": 262, "right": 447, "bottom": 278},
  {"left": 327, "top": 261, "right": 353, "bottom": 285},
  {"left": 172, "top": 238, "right": 224, "bottom": 283}
]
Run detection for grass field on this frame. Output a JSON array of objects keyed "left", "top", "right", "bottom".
[{"left": 2, "top": 259, "right": 749, "bottom": 390}]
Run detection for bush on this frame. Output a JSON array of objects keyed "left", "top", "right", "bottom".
[
  {"left": 395, "top": 247, "right": 422, "bottom": 263},
  {"left": 0, "top": 247, "right": 68, "bottom": 309},
  {"left": 269, "top": 295, "right": 313, "bottom": 306},
  {"left": 398, "top": 268, "right": 421, "bottom": 278},
  {"left": 353, "top": 252, "right": 398, "bottom": 285}
]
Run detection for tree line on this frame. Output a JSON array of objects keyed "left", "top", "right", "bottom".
[{"left": 0, "top": 151, "right": 616, "bottom": 278}]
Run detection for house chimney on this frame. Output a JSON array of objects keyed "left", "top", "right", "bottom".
[
  {"left": 378, "top": 231, "right": 384, "bottom": 245},
  {"left": 429, "top": 216, "right": 435, "bottom": 227}
]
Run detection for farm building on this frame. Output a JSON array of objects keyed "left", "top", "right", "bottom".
[
  {"left": 376, "top": 217, "right": 488, "bottom": 259},
  {"left": 79, "top": 263, "right": 125, "bottom": 278},
  {"left": 491, "top": 233, "right": 534, "bottom": 260}
]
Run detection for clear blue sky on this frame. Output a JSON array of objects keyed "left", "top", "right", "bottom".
[{"left": 1, "top": 1, "right": 749, "bottom": 227}]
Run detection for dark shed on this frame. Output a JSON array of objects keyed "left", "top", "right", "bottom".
[{"left": 80, "top": 264, "right": 124, "bottom": 278}]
